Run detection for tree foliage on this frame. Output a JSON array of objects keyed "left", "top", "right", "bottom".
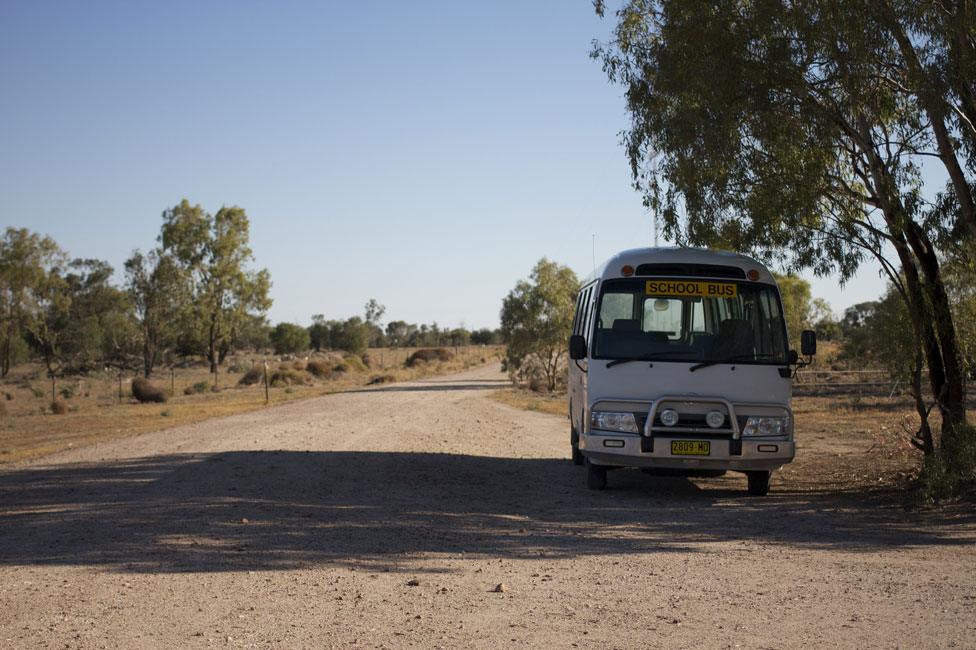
[
  {"left": 270, "top": 322, "right": 311, "bottom": 355},
  {"left": 594, "top": 0, "right": 974, "bottom": 445},
  {"left": 500, "top": 258, "right": 578, "bottom": 392},
  {"left": 160, "top": 200, "right": 272, "bottom": 372},
  {"left": 0, "top": 228, "right": 65, "bottom": 377},
  {"left": 772, "top": 273, "right": 813, "bottom": 340},
  {"left": 125, "top": 249, "right": 188, "bottom": 377}
]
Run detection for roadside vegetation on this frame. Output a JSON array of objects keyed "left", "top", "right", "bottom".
[
  {"left": 0, "top": 345, "right": 500, "bottom": 463},
  {"left": 0, "top": 201, "right": 503, "bottom": 463}
]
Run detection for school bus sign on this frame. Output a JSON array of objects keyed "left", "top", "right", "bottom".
[{"left": 644, "top": 280, "right": 738, "bottom": 298}]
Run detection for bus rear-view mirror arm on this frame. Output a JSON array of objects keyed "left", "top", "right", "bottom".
[{"left": 788, "top": 330, "right": 817, "bottom": 375}]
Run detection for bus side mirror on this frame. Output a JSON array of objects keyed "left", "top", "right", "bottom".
[
  {"left": 800, "top": 330, "right": 817, "bottom": 356},
  {"left": 569, "top": 334, "right": 587, "bottom": 360}
]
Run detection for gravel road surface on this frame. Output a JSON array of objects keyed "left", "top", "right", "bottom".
[{"left": 1, "top": 364, "right": 974, "bottom": 649}]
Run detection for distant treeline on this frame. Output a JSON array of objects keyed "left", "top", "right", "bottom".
[{"left": 0, "top": 200, "right": 499, "bottom": 384}]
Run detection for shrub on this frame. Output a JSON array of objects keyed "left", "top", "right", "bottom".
[
  {"left": 292, "top": 359, "right": 306, "bottom": 370},
  {"left": 29, "top": 385, "right": 45, "bottom": 399},
  {"left": 132, "top": 377, "right": 168, "bottom": 403},
  {"left": 227, "top": 360, "right": 248, "bottom": 373},
  {"left": 342, "top": 355, "right": 367, "bottom": 372},
  {"left": 238, "top": 367, "right": 264, "bottom": 386},
  {"left": 210, "top": 384, "right": 222, "bottom": 393},
  {"left": 306, "top": 360, "right": 333, "bottom": 378},
  {"left": 367, "top": 374, "right": 396, "bottom": 385},
  {"left": 270, "top": 322, "right": 311, "bottom": 355},
  {"left": 51, "top": 399, "right": 69, "bottom": 415},
  {"left": 4, "top": 391, "right": 13, "bottom": 401},
  {"left": 183, "top": 380, "right": 210, "bottom": 395},
  {"left": 917, "top": 425, "right": 976, "bottom": 503},
  {"left": 405, "top": 348, "right": 454, "bottom": 367},
  {"left": 161, "top": 409, "right": 172, "bottom": 417},
  {"left": 59, "top": 385, "right": 75, "bottom": 399},
  {"left": 270, "top": 368, "right": 311, "bottom": 387}
]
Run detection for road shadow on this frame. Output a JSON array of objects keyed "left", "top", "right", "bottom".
[{"left": 0, "top": 450, "right": 972, "bottom": 574}]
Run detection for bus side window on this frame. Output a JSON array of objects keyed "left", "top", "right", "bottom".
[
  {"left": 581, "top": 286, "right": 595, "bottom": 344},
  {"left": 571, "top": 289, "right": 585, "bottom": 336}
]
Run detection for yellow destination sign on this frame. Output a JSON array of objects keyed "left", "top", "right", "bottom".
[{"left": 645, "top": 280, "right": 738, "bottom": 298}]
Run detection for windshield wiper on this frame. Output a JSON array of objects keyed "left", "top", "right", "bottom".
[
  {"left": 688, "top": 353, "right": 781, "bottom": 372},
  {"left": 606, "top": 351, "right": 697, "bottom": 368}
]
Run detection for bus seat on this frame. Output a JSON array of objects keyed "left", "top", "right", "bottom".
[
  {"left": 710, "top": 319, "right": 754, "bottom": 359},
  {"left": 612, "top": 319, "right": 641, "bottom": 332}
]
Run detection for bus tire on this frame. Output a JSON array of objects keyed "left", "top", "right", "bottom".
[
  {"left": 746, "top": 471, "right": 771, "bottom": 496},
  {"left": 571, "top": 424, "right": 585, "bottom": 466},
  {"left": 586, "top": 461, "right": 607, "bottom": 490}
]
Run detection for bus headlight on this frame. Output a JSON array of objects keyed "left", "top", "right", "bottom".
[
  {"left": 741, "top": 416, "right": 791, "bottom": 437},
  {"left": 590, "top": 411, "right": 639, "bottom": 434}
]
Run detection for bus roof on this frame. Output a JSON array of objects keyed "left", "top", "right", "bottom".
[{"left": 585, "top": 247, "right": 777, "bottom": 285}]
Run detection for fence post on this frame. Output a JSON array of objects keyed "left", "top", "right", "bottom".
[{"left": 263, "top": 360, "right": 270, "bottom": 405}]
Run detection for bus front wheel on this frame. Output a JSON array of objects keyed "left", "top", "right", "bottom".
[
  {"left": 571, "top": 424, "right": 584, "bottom": 466},
  {"left": 746, "top": 471, "right": 771, "bottom": 496},
  {"left": 586, "top": 461, "right": 607, "bottom": 490}
]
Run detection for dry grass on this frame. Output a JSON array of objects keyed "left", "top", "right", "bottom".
[
  {"left": 0, "top": 345, "right": 501, "bottom": 464},
  {"left": 491, "top": 388, "right": 566, "bottom": 417}
]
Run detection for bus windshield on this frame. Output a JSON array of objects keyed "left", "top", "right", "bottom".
[{"left": 591, "top": 279, "right": 789, "bottom": 365}]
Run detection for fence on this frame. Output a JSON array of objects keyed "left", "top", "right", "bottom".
[{"left": 792, "top": 369, "right": 918, "bottom": 397}]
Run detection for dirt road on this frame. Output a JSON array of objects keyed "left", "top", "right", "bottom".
[{"left": 1, "top": 364, "right": 974, "bottom": 649}]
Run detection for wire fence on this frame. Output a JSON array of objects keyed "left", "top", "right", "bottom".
[{"left": 792, "top": 369, "right": 917, "bottom": 397}]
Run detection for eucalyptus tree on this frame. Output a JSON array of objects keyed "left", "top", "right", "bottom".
[
  {"left": 593, "top": 0, "right": 973, "bottom": 449},
  {"left": 500, "top": 258, "right": 578, "bottom": 392},
  {"left": 0, "top": 228, "right": 64, "bottom": 376},
  {"left": 125, "top": 248, "right": 189, "bottom": 377},
  {"left": 159, "top": 200, "right": 272, "bottom": 373}
]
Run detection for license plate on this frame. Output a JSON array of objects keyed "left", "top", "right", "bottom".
[{"left": 671, "top": 440, "right": 711, "bottom": 456}]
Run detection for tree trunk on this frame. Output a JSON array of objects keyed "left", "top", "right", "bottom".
[
  {"left": 143, "top": 322, "right": 153, "bottom": 378},
  {"left": 909, "top": 347, "right": 935, "bottom": 454},
  {"left": 902, "top": 223, "right": 968, "bottom": 433},
  {"left": 0, "top": 335, "right": 9, "bottom": 378},
  {"left": 208, "top": 317, "right": 218, "bottom": 374},
  {"left": 857, "top": 115, "right": 966, "bottom": 448}
]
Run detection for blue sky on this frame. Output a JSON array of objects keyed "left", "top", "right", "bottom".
[{"left": 0, "top": 1, "right": 888, "bottom": 328}]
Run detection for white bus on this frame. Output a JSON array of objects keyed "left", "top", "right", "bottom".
[{"left": 568, "top": 247, "right": 816, "bottom": 495}]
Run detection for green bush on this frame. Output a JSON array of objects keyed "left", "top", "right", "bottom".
[
  {"left": 342, "top": 355, "right": 367, "bottom": 372},
  {"left": 132, "top": 377, "right": 168, "bottom": 403},
  {"left": 183, "top": 380, "right": 210, "bottom": 395},
  {"left": 238, "top": 367, "right": 264, "bottom": 386},
  {"left": 917, "top": 425, "right": 976, "bottom": 503},
  {"left": 405, "top": 348, "right": 454, "bottom": 367},
  {"left": 270, "top": 322, "right": 311, "bottom": 355}
]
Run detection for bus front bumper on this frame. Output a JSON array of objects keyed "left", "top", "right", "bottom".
[{"left": 581, "top": 432, "right": 794, "bottom": 472}]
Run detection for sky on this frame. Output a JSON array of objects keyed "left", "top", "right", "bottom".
[{"left": 0, "top": 1, "right": 891, "bottom": 329}]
